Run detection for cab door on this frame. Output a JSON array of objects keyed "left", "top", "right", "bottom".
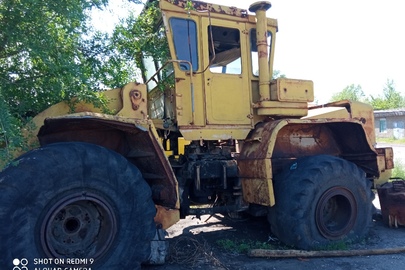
[{"left": 201, "top": 18, "right": 252, "bottom": 126}]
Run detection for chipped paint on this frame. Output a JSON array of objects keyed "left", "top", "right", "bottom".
[{"left": 378, "top": 181, "right": 405, "bottom": 228}]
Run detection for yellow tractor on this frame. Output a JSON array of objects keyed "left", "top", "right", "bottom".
[{"left": 0, "top": 0, "right": 393, "bottom": 269}]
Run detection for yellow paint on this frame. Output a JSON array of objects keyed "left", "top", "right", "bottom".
[
  {"left": 242, "top": 178, "right": 275, "bottom": 206},
  {"left": 306, "top": 100, "right": 376, "bottom": 145},
  {"left": 154, "top": 205, "right": 180, "bottom": 230},
  {"left": 14, "top": 0, "right": 391, "bottom": 227},
  {"left": 270, "top": 78, "right": 314, "bottom": 102},
  {"left": 23, "top": 83, "right": 141, "bottom": 153},
  {"left": 240, "top": 158, "right": 275, "bottom": 206},
  {"left": 177, "top": 137, "right": 190, "bottom": 155}
]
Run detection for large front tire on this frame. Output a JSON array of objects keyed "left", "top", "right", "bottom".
[
  {"left": 0, "top": 142, "right": 156, "bottom": 269},
  {"left": 268, "top": 155, "right": 373, "bottom": 250}
]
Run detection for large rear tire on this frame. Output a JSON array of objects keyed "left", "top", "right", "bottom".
[
  {"left": 268, "top": 155, "right": 373, "bottom": 250},
  {"left": 0, "top": 142, "right": 156, "bottom": 269}
]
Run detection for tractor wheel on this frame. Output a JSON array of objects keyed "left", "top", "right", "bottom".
[
  {"left": 268, "top": 155, "right": 373, "bottom": 250},
  {"left": 0, "top": 142, "right": 156, "bottom": 269}
]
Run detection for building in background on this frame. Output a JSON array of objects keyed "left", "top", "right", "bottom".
[{"left": 374, "top": 109, "right": 405, "bottom": 139}]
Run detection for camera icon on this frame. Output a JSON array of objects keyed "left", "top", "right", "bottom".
[{"left": 12, "top": 258, "right": 28, "bottom": 270}]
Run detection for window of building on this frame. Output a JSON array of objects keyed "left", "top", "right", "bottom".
[{"left": 379, "top": 118, "right": 387, "bottom": 133}]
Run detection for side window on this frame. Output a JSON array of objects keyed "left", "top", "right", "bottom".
[
  {"left": 143, "top": 55, "right": 158, "bottom": 90},
  {"left": 250, "top": 29, "right": 272, "bottom": 76},
  {"left": 150, "top": 96, "right": 164, "bottom": 119},
  {"left": 169, "top": 18, "right": 198, "bottom": 71},
  {"left": 143, "top": 58, "right": 174, "bottom": 90},
  {"left": 208, "top": 26, "right": 241, "bottom": 75},
  {"left": 142, "top": 22, "right": 172, "bottom": 92}
]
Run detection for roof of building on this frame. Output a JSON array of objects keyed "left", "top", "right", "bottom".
[{"left": 374, "top": 108, "right": 405, "bottom": 117}]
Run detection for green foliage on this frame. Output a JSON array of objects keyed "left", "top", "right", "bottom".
[
  {"left": 0, "top": 0, "right": 141, "bottom": 167},
  {"left": 392, "top": 158, "right": 405, "bottom": 179},
  {"left": 331, "top": 80, "right": 405, "bottom": 110},
  {"left": 330, "top": 84, "right": 365, "bottom": 102},
  {"left": 112, "top": 1, "right": 170, "bottom": 84},
  {"left": 184, "top": 0, "right": 196, "bottom": 13},
  {"left": 316, "top": 240, "right": 350, "bottom": 251},
  {"left": 216, "top": 238, "right": 275, "bottom": 254},
  {"left": 369, "top": 79, "right": 405, "bottom": 110},
  {"left": 272, "top": 69, "right": 286, "bottom": 79},
  {"left": 0, "top": 0, "right": 112, "bottom": 115},
  {"left": 0, "top": 91, "right": 24, "bottom": 168}
]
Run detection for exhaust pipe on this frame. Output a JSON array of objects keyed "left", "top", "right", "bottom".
[{"left": 249, "top": 1, "right": 272, "bottom": 101}]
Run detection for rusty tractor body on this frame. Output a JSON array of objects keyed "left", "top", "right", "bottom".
[{"left": 0, "top": 0, "right": 394, "bottom": 268}]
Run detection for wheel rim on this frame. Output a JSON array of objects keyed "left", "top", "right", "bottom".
[
  {"left": 40, "top": 192, "right": 117, "bottom": 263},
  {"left": 315, "top": 186, "right": 357, "bottom": 239}
]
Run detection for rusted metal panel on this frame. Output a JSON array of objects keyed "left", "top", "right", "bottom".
[
  {"left": 242, "top": 177, "right": 275, "bottom": 206},
  {"left": 238, "top": 159, "right": 270, "bottom": 179},
  {"left": 374, "top": 147, "right": 394, "bottom": 186},
  {"left": 117, "top": 83, "right": 148, "bottom": 119},
  {"left": 308, "top": 100, "right": 376, "bottom": 145},
  {"left": 239, "top": 118, "right": 375, "bottom": 163},
  {"left": 38, "top": 114, "right": 179, "bottom": 210},
  {"left": 240, "top": 157, "right": 275, "bottom": 206},
  {"left": 272, "top": 124, "right": 341, "bottom": 160},
  {"left": 239, "top": 118, "right": 380, "bottom": 206},
  {"left": 376, "top": 147, "right": 394, "bottom": 169},
  {"left": 377, "top": 181, "right": 405, "bottom": 228},
  {"left": 164, "top": 0, "right": 248, "bottom": 18}
]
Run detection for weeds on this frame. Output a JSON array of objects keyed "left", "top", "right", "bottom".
[
  {"left": 377, "top": 138, "right": 405, "bottom": 144},
  {"left": 316, "top": 240, "right": 350, "bottom": 251},
  {"left": 392, "top": 158, "right": 405, "bottom": 179},
  {"left": 216, "top": 238, "right": 275, "bottom": 254}
]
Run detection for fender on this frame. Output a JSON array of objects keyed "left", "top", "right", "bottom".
[{"left": 238, "top": 118, "right": 379, "bottom": 207}]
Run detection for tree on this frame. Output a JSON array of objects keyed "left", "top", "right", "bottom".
[
  {"left": 369, "top": 79, "right": 405, "bottom": 110},
  {"left": 111, "top": 1, "right": 170, "bottom": 84},
  {"left": 272, "top": 69, "right": 286, "bottom": 79},
  {"left": 0, "top": 0, "right": 140, "bottom": 166},
  {"left": 330, "top": 84, "right": 365, "bottom": 102}
]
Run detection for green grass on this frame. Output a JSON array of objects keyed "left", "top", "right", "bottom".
[
  {"left": 392, "top": 158, "right": 405, "bottom": 179},
  {"left": 376, "top": 139, "right": 405, "bottom": 179},
  {"left": 316, "top": 241, "right": 350, "bottom": 251},
  {"left": 216, "top": 238, "right": 355, "bottom": 254},
  {"left": 216, "top": 239, "right": 276, "bottom": 254},
  {"left": 377, "top": 138, "right": 405, "bottom": 144}
]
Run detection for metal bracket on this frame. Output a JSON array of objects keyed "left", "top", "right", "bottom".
[{"left": 146, "top": 228, "right": 169, "bottom": 265}]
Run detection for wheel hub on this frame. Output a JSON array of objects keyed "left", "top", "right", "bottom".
[
  {"left": 315, "top": 186, "right": 357, "bottom": 240},
  {"left": 40, "top": 193, "right": 117, "bottom": 262}
]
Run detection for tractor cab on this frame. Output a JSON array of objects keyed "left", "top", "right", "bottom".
[{"left": 144, "top": 0, "right": 314, "bottom": 141}]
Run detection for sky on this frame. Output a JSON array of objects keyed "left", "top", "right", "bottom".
[{"left": 91, "top": 0, "right": 405, "bottom": 103}]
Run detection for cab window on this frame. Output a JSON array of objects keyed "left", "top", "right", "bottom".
[
  {"left": 208, "top": 25, "right": 241, "bottom": 75},
  {"left": 169, "top": 18, "right": 198, "bottom": 71}
]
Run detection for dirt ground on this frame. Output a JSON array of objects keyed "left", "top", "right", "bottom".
[{"left": 143, "top": 196, "right": 405, "bottom": 270}]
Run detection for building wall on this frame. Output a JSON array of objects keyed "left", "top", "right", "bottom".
[{"left": 374, "top": 115, "right": 405, "bottom": 139}]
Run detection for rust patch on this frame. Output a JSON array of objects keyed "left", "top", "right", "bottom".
[
  {"left": 377, "top": 181, "right": 405, "bottom": 228},
  {"left": 376, "top": 147, "right": 394, "bottom": 169},
  {"left": 258, "top": 50, "right": 268, "bottom": 58},
  {"left": 38, "top": 115, "right": 179, "bottom": 209},
  {"left": 130, "top": 89, "right": 142, "bottom": 110},
  {"left": 167, "top": 0, "right": 248, "bottom": 17}
]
